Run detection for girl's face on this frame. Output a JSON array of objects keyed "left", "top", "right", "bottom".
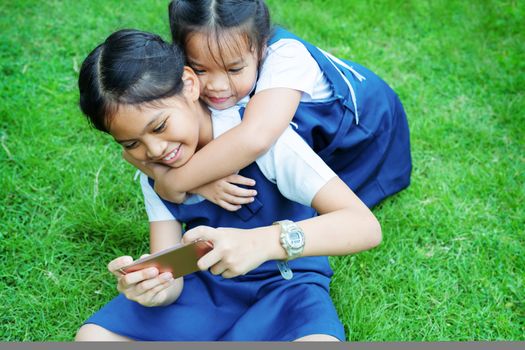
[
  {"left": 185, "top": 31, "right": 260, "bottom": 110},
  {"left": 108, "top": 69, "right": 211, "bottom": 168}
]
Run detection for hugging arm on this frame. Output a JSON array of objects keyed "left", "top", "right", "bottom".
[{"left": 153, "top": 89, "right": 302, "bottom": 202}]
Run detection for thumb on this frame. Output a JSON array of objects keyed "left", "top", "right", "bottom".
[{"left": 108, "top": 256, "right": 133, "bottom": 277}]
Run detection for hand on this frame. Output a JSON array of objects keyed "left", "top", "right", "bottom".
[
  {"left": 193, "top": 174, "right": 257, "bottom": 211},
  {"left": 122, "top": 151, "right": 187, "bottom": 203},
  {"left": 182, "top": 226, "right": 268, "bottom": 278},
  {"left": 107, "top": 255, "right": 178, "bottom": 307}
]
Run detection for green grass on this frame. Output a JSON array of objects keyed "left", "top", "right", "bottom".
[{"left": 1, "top": 0, "right": 523, "bottom": 341}]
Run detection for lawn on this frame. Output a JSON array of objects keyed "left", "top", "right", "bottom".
[{"left": 0, "top": 0, "right": 523, "bottom": 341}]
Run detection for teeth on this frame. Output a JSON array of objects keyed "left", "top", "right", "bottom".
[{"left": 164, "top": 150, "right": 177, "bottom": 161}]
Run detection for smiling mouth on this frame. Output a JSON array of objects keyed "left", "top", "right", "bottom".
[
  {"left": 159, "top": 145, "right": 181, "bottom": 164},
  {"left": 208, "top": 96, "right": 231, "bottom": 104}
]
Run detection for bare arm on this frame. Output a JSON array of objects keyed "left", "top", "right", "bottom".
[
  {"left": 182, "top": 177, "right": 382, "bottom": 278},
  {"left": 261, "top": 176, "right": 382, "bottom": 260},
  {"left": 155, "top": 88, "right": 302, "bottom": 201}
]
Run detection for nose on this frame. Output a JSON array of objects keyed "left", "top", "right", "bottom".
[
  {"left": 206, "top": 72, "right": 229, "bottom": 92},
  {"left": 144, "top": 136, "right": 167, "bottom": 160}
]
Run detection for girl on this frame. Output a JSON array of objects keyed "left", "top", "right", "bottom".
[
  {"left": 75, "top": 29, "right": 381, "bottom": 341},
  {"left": 145, "top": 0, "right": 412, "bottom": 210}
]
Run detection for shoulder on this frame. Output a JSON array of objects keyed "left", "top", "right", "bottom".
[
  {"left": 263, "top": 38, "right": 313, "bottom": 65},
  {"left": 256, "top": 126, "right": 336, "bottom": 206}
]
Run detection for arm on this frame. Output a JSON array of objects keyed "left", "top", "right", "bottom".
[
  {"left": 182, "top": 126, "right": 381, "bottom": 277},
  {"left": 125, "top": 152, "right": 257, "bottom": 209},
  {"left": 154, "top": 88, "right": 302, "bottom": 201},
  {"left": 107, "top": 175, "right": 186, "bottom": 307},
  {"left": 182, "top": 177, "right": 381, "bottom": 278},
  {"left": 262, "top": 177, "right": 382, "bottom": 259}
]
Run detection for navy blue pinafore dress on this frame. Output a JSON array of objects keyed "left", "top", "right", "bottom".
[
  {"left": 267, "top": 28, "right": 412, "bottom": 208},
  {"left": 84, "top": 162, "right": 346, "bottom": 341}
]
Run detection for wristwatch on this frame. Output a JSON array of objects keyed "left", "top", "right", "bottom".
[{"left": 273, "top": 220, "right": 305, "bottom": 261}]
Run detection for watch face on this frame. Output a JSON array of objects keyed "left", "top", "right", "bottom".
[{"left": 287, "top": 230, "right": 304, "bottom": 249}]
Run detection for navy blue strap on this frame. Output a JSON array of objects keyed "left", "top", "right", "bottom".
[
  {"left": 267, "top": 27, "right": 356, "bottom": 114},
  {"left": 234, "top": 197, "right": 263, "bottom": 221}
]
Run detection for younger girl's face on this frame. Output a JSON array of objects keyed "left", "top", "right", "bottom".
[{"left": 185, "top": 32, "right": 260, "bottom": 110}]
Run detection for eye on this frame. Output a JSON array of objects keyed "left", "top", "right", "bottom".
[
  {"left": 153, "top": 119, "right": 168, "bottom": 133},
  {"left": 193, "top": 68, "right": 206, "bottom": 75},
  {"left": 228, "top": 67, "right": 244, "bottom": 74},
  {"left": 123, "top": 141, "right": 138, "bottom": 150}
]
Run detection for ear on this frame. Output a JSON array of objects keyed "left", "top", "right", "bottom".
[
  {"left": 255, "top": 43, "right": 267, "bottom": 62},
  {"left": 181, "top": 66, "right": 200, "bottom": 102}
]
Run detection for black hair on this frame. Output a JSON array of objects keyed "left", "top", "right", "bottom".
[
  {"left": 168, "top": 0, "right": 272, "bottom": 62},
  {"left": 78, "top": 29, "right": 185, "bottom": 133}
]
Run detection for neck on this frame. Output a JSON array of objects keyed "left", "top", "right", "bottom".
[{"left": 196, "top": 100, "right": 213, "bottom": 149}]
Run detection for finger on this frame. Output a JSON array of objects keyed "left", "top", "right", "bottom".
[
  {"left": 225, "top": 183, "right": 257, "bottom": 199},
  {"left": 209, "top": 261, "right": 228, "bottom": 276},
  {"left": 136, "top": 283, "right": 171, "bottom": 307},
  {"left": 195, "top": 249, "right": 222, "bottom": 271},
  {"left": 226, "top": 174, "right": 256, "bottom": 186},
  {"left": 108, "top": 256, "right": 133, "bottom": 276},
  {"left": 119, "top": 267, "right": 159, "bottom": 289},
  {"left": 217, "top": 199, "right": 242, "bottom": 212},
  {"left": 182, "top": 226, "right": 212, "bottom": 244},
  {"left": 221, "top": 193, "right": 255, "bottom": 205},
  {"left": 221, "top": 269, "right": 239, "bottom": 279},
  {"left": 128, "top": 272, "right": 173, "bottom": 298}
]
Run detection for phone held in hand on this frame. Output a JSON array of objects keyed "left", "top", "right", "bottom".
[{"left": 118, "top": 239, "right": 213, "bottom": 278}]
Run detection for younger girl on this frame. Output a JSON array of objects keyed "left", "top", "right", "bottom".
[
  {"left": 75, "top": 29, "right": 381, "bottom": 341},
  {"left": 146, "top": 0, "right": 412, "bottom": 209}
]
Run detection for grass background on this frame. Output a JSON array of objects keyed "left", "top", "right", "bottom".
[{"left": 0, "top": 0, "right": 523, "bottom": 341}]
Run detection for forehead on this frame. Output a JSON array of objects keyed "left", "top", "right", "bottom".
[
  {"left": 108, "top": 98, "right": 182, "bottom": 136},
  {"left": 185, "top": 30, "right": 253, "bottom": 65}
]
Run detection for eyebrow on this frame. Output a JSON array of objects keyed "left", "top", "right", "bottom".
[
  {"left": 114, "top": 111, "right": 165, "bottom": 144},
  {"left": 188, "top": 57, "right": 245, "bottom": 67}
]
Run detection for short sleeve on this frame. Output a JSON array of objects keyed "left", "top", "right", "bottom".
[
  {"left": 255, "top": 39, "right": 332, "bottom": 101},
  {"left": 140, "top": 172, "right": 176, "bottom": 222},
  {"left": 255, "top": 126, "right": 337, "bottom": 206}
]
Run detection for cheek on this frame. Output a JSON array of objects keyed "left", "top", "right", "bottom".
[
  {"left": 236, "top": 74, "right": 254, "bottom": 94},
  {"left": 197, "top": 76, "right": 206, "bottom": 92},
  {"left": 125, "top": 148, "right": 146, "bottom": 161}
]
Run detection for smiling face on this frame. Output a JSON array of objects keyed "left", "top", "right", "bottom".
[
  {"left": 185, "top": 31, "right": 260, "bottom": 110},
  {"left": 108, "top": 68, "right": 212, "bottom": 168}
]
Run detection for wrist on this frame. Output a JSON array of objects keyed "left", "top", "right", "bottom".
[{"left": 252, "top": 226, "right": 287, "bottom": 261}]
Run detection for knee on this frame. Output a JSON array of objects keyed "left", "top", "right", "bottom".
[
  {"left": 75, "top": 324, "right": 122, "bottom": 341},
  {"left": 294, "top": 334, "right": 340, "bottom": 342}
]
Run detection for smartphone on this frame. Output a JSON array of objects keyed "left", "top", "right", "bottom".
[{"left": 118, "top": 239, "right": 213, "bottom": 278}]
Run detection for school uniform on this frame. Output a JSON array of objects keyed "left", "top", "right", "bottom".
[
  {"left": 84, "top": 106, "right": 347, "bottom": 341},
  {"left": 258, "top": 28, "right": 412, "bottom": 208}
]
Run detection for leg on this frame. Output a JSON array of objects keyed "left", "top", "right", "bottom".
[
  {"left": 75, "top": 324, "right": 132, "bottom": 341},
  {"left": 294, "top": 334, "right": 340, "bottom": 341}
]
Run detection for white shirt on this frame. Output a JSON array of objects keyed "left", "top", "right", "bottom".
[
  {"left": 141, "top": 105, "right": 336, "bottom": 222},
  {"left": 256, "top": 38, "right": 332, "bottom": 101}
]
